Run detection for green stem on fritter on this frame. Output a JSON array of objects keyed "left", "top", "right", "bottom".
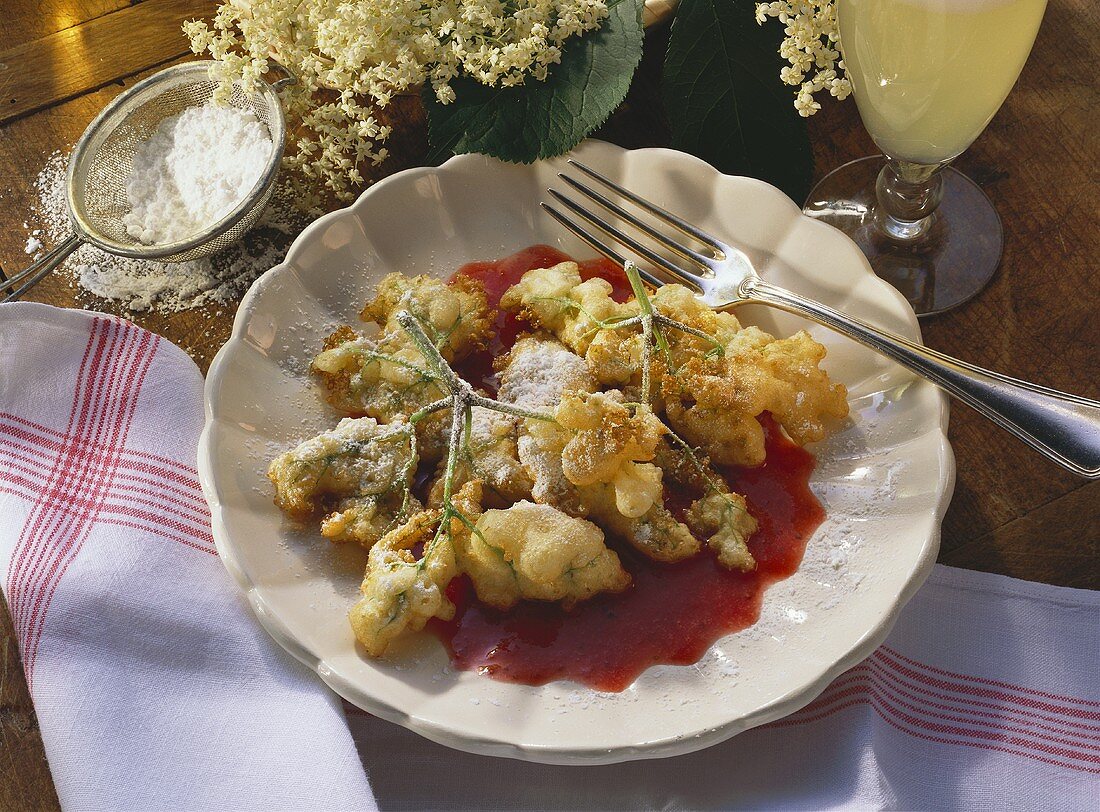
[{"left": 392, "top": 309, "right": 554, "bottom": 567}]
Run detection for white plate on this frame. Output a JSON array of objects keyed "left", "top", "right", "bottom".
[{"left": 198, "top": 140, "right": 954, "bottom": 765}]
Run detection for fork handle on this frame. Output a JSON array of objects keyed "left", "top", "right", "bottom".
[{"left": 742, "top": 279, "right": 1100, "bottom": 479}]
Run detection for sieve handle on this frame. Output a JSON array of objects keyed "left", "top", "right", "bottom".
[
  {"left": 266, "top": 62, "right": 298, "bottom": 92},
  {"left": 2, "top": 233, "right": 83, "bottom": 303}
]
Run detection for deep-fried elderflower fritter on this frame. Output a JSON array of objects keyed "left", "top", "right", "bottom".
[
  {"left": 312, "top": 325, "right": 442, "bottom": 414},
  {"left": 429, "top": 407, "right": 533, "bottom": 508},
  {"left": 312, "top": 326, "right": 451, "bottom": 461},
  {"left": 664, "top": 327, "right": 849, "bottom": 466},
  {"left": 460, "top": 501, "right": 631, "bottom": 610},
  {"left": 584, "top": 326, "right": 645, "bottom": 388},
  {"left": 266, "top": 416, "right": 418, "bottom": 547},
  {"left": 497, "top": 334, "right": 597, "bottom": 411},
  {"left": 557, "top": 391, "right": 662, "bottom": 484},
  {"left": 361, "top": 273, "right": 491, "bottom": 361},
  {"left": 651, "top": 436, "right": 757, "bottom": 568},
  {"left": 349, "top": 481, "right": 482, "bottom": 657},
  {"left": 313, "top": 275, "right": 487, "bottom": 459},
  {"left": 556, "top": 390, "right": 665, "bottom": 519},
  {"left": 311, "top": 274, "right": 492, "bottom": 460},
  {"left": 685, "top": 493, "right": 759, "bottom": 571},
  {"left": 498, "top": 339, "right": 695, "bottom": 558},
  {"left": 755, "top": 331, "right": 850, "bottom": 447},
  {"left": 650, "top": 284, "right": 744, "bottom": 348},
  {"left": 310, "top": 273, "right": 486, "bottom": 462},
  {"left": 587, "top": 486, "right": 701, "bottom": 563},
  {"left": 500, "top": 261, "right": 632, "bottom": 356},
  {"left": 497, "top": 335, "right": 597, "bottom": 515}
]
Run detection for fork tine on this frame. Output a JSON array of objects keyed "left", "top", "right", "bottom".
[
  {"left": 539, "top": 203, "right": 663, "bottom": 288},
  {"left": 568, "top": 160, "right": 730, "bottom": 256},
  {"left": 558, "top": 173, "right": 713, "bottom": 270},
  {"left": 546, "top": 189, "right": 705, "bottom": 290}
]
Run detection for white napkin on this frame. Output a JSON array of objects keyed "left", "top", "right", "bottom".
[
  {"left": 1, "top": 302, "right": 1097, "bottom": 811},
  {"left": 0, "top": 303, "right": 375, "bottom": 811}
]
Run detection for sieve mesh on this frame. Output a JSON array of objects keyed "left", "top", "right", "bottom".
[{"left": 67, "top": 61, "right": 285, "bottom": 263}]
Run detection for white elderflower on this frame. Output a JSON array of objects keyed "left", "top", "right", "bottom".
[
  {"left": 756, "top": 0, "right": 851, "bottom": 117},
  {"left": 186, "top": 0, "right": 609, "bottom": 208}
]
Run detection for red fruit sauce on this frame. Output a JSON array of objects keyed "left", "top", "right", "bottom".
[
  {"left": 451, "top": 244, "right": 634, "bottom": 393},
  {"left": 430, "top": 245, "right": 824, "bottom": 692}
]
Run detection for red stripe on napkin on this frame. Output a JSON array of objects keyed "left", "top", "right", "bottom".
[
  {"left": 880, "top": 645, "right": 1100, "bottom": 709},
  {"left": 771, "top": 647, "right": 1100, "bottom": 773},
  {"left": 1, "top": 421, "right": 209, "bottom": 509},
  {"left": 1, "top": 415, "right": 213, "bottom": 541},
  {"left": 0, "top": 441, "right": 210, "bottom": 528},
  {"left": 3, "top": 317, "right": 161, "bottom": 687}
]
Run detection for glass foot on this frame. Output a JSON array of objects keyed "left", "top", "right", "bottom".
[{"left": 803, "top": 156, "right": 1003, "bottom": 317}]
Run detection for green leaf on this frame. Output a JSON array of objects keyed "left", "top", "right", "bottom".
[
  {"left": 424, "top": 0, "right": 645, "bottom": 164},
  {"left": 662, "top": 0, "right": 813, "bottom": 202}
]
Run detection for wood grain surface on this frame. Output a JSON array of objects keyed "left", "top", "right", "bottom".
[
  {"left": 0, "top": 1, "right": 1096, "bottom": 808},
  {"left": 0, "top": 0, "right": 209, "bottom": 125}
]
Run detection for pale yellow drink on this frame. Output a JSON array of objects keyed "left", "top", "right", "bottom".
[{"left": 838, "top": 0, "right": 1047, "bottom": 164}]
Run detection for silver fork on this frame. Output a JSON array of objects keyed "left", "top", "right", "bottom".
[{"left": 543, "top": 159, "right": 1100, "bottom": 479}]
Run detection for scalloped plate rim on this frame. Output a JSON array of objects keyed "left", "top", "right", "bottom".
[{"left": 198, "top": 141, "right": 954, "bottom": 764}]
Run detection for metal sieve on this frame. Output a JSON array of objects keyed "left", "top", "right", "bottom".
[{"left": 2, "top": 60, "right": 292, "bottom": 302}]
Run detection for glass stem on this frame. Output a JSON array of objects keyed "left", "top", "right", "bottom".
[{"left": 874, "top": 157, "right": 949, "bottom": 241}]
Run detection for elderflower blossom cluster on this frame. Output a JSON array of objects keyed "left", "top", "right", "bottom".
[
  {"left": 755, "top": 1, "right": 851, "bottom": 117},
  {"left": 184, "top": 0, "right": 608, "bottom": 208}
]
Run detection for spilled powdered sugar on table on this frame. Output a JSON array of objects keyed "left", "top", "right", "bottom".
[{"left": 23, "top": 151, "right": 308, "bottom": 315}]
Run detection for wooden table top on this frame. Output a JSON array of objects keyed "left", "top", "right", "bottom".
[{"left": 1, "top": 1, "right": 1096, "bottom": 807}]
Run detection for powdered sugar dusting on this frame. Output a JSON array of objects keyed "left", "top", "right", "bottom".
[
  {"left": 24, "top": 150, "right": 308, "bottom": 314},
  {"left": 467, "top": 407, "right": 527, "bottom": 487},
  {"left": 498, "top": 337, "right": 595, "bottom": 507},
  {"left": 497, "top": 338, "right": 595, "bottom": 411},
  {"left": 123, "top": 102, "right": 273, "bottom": 245}
]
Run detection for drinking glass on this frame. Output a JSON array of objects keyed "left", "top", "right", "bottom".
[{"left": 803, "top": 0, "right": 1048, "bottom": 315}]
